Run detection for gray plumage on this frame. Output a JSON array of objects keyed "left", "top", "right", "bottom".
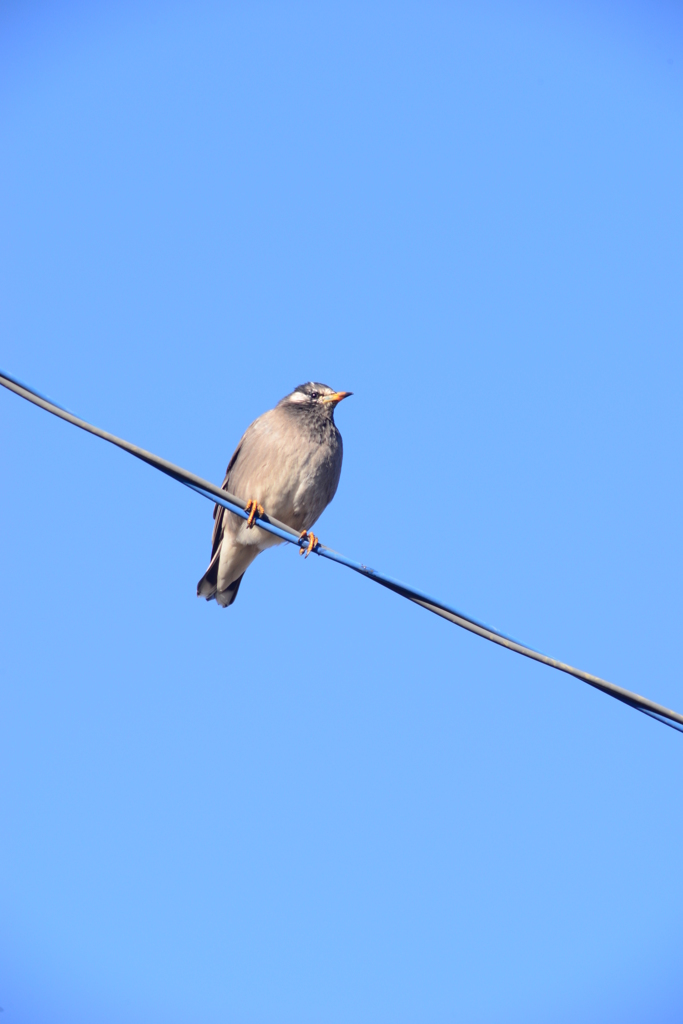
[{"left": 197, "top": 381, "right": 351, "bottom": 607}]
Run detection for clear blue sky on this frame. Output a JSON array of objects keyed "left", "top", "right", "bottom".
[{"left": 2, "top": 2, "right": 683, "bottom": 1021}]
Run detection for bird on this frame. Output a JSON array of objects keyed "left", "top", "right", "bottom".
[{"left": 197, "top": 382, "right": 352, "bottom": 607}]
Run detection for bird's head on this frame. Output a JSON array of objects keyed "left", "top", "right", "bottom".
[{"left": 280, "top": 382, "right": 353, "bottom": 418}]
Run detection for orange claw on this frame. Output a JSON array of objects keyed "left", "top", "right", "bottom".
[
  {"left": 298, "top": 530, "right": 319, "bottom": 557},
  {"left": 245, "top": 499, "right": 265, "bottom": 529}
]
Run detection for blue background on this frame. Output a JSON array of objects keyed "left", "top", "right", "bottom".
[{"left": 2, "top": 2, "right": 683, "bottom": 1021}]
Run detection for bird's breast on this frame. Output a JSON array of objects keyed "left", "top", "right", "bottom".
[
  {"left": 226, "top": 413, "right": 342, "bottom": 536},
  {"left": 272, "top": 440, "right": 341, "bottom": 530}
]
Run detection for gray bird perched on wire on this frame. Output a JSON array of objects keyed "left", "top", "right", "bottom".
[{"left": 197, "top": 382, "right": 352, "bottom": 607}]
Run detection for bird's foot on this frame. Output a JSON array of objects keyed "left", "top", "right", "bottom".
[
  {"left": 245, "top": 499, "right": 265, "bottom": 529},
  {"left": 298, "top": 530, "right": 319, "bottom": 557}
]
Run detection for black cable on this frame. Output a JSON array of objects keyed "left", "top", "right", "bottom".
[{"left": 2, "top": 369, "right": 682, "bottom": 734}]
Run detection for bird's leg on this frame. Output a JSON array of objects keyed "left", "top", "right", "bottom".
[
  {"left": 245, "top": 499, "right": 265, "bottom": 529},
  {"left": 298, "top": 530, "right": 319, "bottom": 557}
]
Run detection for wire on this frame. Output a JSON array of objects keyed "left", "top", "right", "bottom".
[{"left": 2, "top": 368, "right": 682, "bottom": 734}]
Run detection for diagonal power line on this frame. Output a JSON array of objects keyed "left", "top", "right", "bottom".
[{"left": 2, "top": 368, "right": 682, "bottom": 735}]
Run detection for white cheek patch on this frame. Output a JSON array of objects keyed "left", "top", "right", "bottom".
[{"left": 288, "top": 391, "right": 308, "bottom": 403}]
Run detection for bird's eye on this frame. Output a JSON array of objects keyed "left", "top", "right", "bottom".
[{"left": 309, "top": 391, "right": 319, "bottom": 400}]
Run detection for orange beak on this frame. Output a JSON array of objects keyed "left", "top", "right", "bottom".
[{"left": 321, "top": 391, "right": 353, "bottom": 405}]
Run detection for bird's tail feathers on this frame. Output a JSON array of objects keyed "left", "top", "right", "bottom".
[
  {"left": 215, "top": 573, "right": 244, "bottom": 607},
  {"left": 197, "top": 550, "right": 245, "bottom": 608},
  {"left": 197, "top": 549, "right": 220, "bottom": 599}
]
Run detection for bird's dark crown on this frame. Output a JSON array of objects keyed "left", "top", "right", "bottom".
[{"left": 294, "top": 382, "right": 336, "bottom": 400}]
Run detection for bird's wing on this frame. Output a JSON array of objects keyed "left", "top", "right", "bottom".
[
  {"left": 208, "top": 405, "right": 297, "bottom": 550},
  {"left": 209, "top": 439, "right": 244, "bottom": 557}
]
